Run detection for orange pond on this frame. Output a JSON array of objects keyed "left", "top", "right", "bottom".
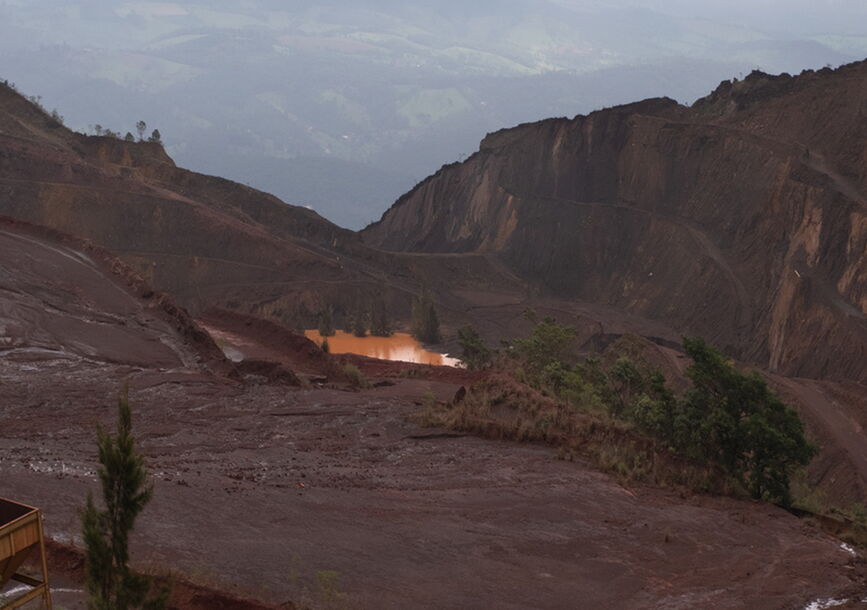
[{"left": 304, "top": 330, "right": 460, "bottom": 367}]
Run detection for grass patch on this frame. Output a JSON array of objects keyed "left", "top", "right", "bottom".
[
  {"left": 288, "top": 555, "right": 350, "bottom": 610},
  {"left": 791, "top": 471, "right": 867, "bottom": 548}
]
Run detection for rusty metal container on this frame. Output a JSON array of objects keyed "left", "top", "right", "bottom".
[{"left": 0, "top": 498, "right": 51, "bottom": 609}]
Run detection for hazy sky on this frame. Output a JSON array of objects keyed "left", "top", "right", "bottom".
[
  {"left": 1, "top": 0, "right": 864, "bottom": 228},
  {"left": 601, "top": 0, "right": 867, "bottom": 28}
]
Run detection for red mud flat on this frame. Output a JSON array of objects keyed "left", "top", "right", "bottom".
[{"left": 2, "top": 352, "right": 867, "bottom": 609}]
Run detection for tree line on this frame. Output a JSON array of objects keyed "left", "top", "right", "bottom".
[
  {"left": 315, "top": 290, "right": 441, "bottom": 344},
  {"left": 91, "top": 120, "right": 162, "bottom": 144}
]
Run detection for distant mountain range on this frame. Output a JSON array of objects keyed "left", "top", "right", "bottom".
[{"left": 1, "top": 0, "right": 864, "bottom": 228}]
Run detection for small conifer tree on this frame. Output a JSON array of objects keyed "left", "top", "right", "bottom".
[
  {"left": 347, "top": 306, "right": 368, "bottom": 337},
  {"left": 411, "top": 290, "right": 440, "bottom": 344},
  {"left": 317, "top": 307, "right": 335, "bottom": 337},
  {"left": 82, "top": 389, "right": 168, "bottom": 610},
  {"left": 369, "top": 297, "right": 393, "bottom": 337}
]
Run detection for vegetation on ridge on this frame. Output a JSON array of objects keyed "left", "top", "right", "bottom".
[
  {"left": 429, "top": 317, "right": 815, "bottom": 506},
  {"left": 457, "top": 325, "right": 493, "bottom": 371}
]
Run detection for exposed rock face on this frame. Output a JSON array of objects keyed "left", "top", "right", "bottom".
[{"left": 364, "top": 62, "right": 867, "bottom": 383}]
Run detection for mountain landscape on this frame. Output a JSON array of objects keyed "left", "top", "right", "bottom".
[
  {"left": 1, "top": 27, "right": 867, "bottom": 610},
  {"left": 2, "top": 0, "right": 865, "bottom": 228}
]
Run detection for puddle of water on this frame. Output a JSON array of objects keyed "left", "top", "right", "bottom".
[
  {"left": 221, "top": 345, "right": 244, "bottom": 363},
  {"left": 803, "top": 599, "right": 850, "bottom": 610},
  {"left": 305, "top": 330, "right": 460, "bottom": 367},
  {"left": 839, "top": 542, "right": 857, "bottom": 556}
]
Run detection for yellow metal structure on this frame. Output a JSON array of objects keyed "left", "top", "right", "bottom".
[{"left": 0, "top": 498, "right": 51, "bottom": 609}]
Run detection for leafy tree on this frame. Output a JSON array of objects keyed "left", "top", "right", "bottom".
[
  {"left": 124, "top": 132, "right": 135, "bottom": 142},
  {"left": 607, "top": 357, "right": 644, "bottom": 416},
  {"left": 494, "top": 323, "right": 814, "bottom": 505},
  {"left": 411, "top": 290, "right": 440, "bottom": 344},
  {"left": 135, "top": 121, "right": 146, "bottom": 141},
  {"left": 82, "top": 389, "right": 168, "bottom": 610},
  {"left": 676, "top": 338, "right": 814, "bottom": 505},
  {"left": 510, "top": 316, "right": 576, "bottom": 375},
  {"left": 148, "top": 129, "right": 162, "bottom": 144},
  {"left": 457, "top": 325, "right": 492, "bottom": 370}
]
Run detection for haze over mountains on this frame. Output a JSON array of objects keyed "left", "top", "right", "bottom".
[{"left": 1, "top": 0, "right": 865, "bottom": 228}]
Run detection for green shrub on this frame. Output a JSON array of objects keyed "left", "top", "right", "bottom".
[
  {"left": 457, "top": 325, "right": 492, "bottom": 370},
  {"left": 421, "top": 391, "right": 437, "bottom": 409},
  {"left": 343, "top": 364, "right": 368, "bottom": 389},
  {"left": 509, "top": 316, "right": 576, "bottom": 376},
  {"left": 314, "top": 570, "right": 348, "bottom": 606}
]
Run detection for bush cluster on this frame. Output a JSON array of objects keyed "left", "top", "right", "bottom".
[{"left": 506, "top": 319, "right": 815, "bottom": 506}]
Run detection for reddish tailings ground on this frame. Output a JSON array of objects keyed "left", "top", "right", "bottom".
[{"left": 1, "top": 222, "right": 866, "bottom": 608}]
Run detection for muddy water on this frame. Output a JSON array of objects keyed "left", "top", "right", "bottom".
[{"left": 304, "top": 330, "right": 460, "bottom": 366}]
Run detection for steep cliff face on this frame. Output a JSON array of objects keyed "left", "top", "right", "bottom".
[{"left": 364, "top": 62, "right": 867, "bottom": 383}]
